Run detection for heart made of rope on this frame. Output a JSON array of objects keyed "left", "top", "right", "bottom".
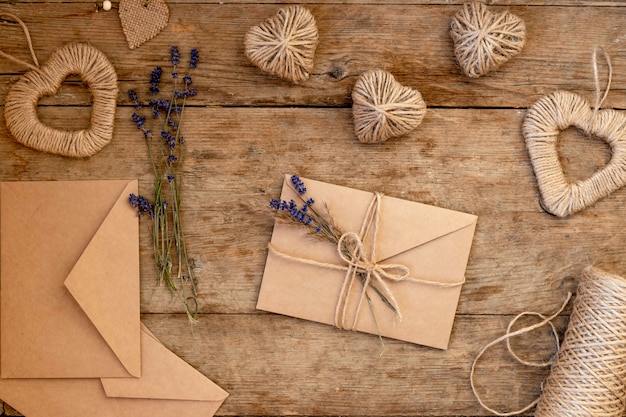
[
  {"left": 523, "top": 90, "right": 626, "bottom": 217},
  {"left": 244, "top": 5, "right": 319, "bottom": 83},
  {"left": 450, "top": 2, "right": 526, "bottom": 78},
  {"left": 5, "top": 42, "right": 118, "bottom": 158},
  {"left": 352, "top": 69, "right": 426, "bottom": 143}
]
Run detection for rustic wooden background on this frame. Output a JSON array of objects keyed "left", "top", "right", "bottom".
[{"left": 0, "top": 0, "right": 625, "bottom": 415}]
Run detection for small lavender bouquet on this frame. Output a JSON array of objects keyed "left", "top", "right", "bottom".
[{"left": 128, "top": 47, "right": 199, "bottom": 322}]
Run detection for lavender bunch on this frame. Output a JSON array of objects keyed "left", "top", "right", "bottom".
[{"left": 128, "top": 47, "right": 199, "bottom": 323}]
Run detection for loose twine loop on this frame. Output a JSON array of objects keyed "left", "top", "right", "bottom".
[
  {"left": 269, "top": 192, "right": 464, "bottom": 332},
  {"left": 471, "top": 267, "right": 626, "bottom": 417},
  {"left": 523, "top": 47, "right": 626, "bottom": 217},
  {"left": 2, "top": 13, "right": 118, "bottom": 158}
]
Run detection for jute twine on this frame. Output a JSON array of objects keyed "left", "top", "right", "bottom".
[
  {"left": 523, "top": 48, "right": 624, "bottom": 217},
  {"left": 269, "top": 191, "right": 463, "bottom": 331},
  {"left": 352, "top": 70, "right": 426, "bottom": 143},
  {"left": 3, "top": 13, "right": 118, "bottom": 158},
  {"left": 118, "top": 0, "right": 170, "bottom": 50},
  {"left": 471, "top": 267, "right": 626, "bottom": 417},
  {"left": 450, "top": 2, "right": 526, "bottom": 78},
  {"left": 244, "top": 5, "right": 319, "bottom": 83}
]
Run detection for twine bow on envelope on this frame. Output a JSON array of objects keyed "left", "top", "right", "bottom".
[{"left": 269, "top": 192, "right": 464, "bottom": 332}]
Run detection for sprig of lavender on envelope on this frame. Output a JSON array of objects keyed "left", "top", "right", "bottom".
[
  {"left": 269, "top": 175, "right": 399, "bottom": 318},
  {"left": 128, "top": 47, "right": 199, "bottom": 323}
]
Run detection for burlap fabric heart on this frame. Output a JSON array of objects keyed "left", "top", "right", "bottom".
[
  {"left": 4, "top": 41, "right": 118, "bottom": 158},
  {"left": 119, "top": 0, "right": 169, "bottom": 50},
  {"left": 352, "top": 70, "right": 426, "bottom": 143},
  {"left": 523, "top": 90, "right": 626, "bottom": 217},
  {"left": 450, "top": 2, "right": 526, "bottom": 78},
  {"left": 244, "top": 5, "right": 318, "bottom": 83}
]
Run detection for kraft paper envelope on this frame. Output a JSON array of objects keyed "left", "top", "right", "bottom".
[
  {"left": 257, "top": 175, "right": 477, "bottom": 349},
  {"left": 0, "top": 324, "right": 229, "bottom": 417},
  {"left": 0, "top": 180, "right": 140, "bottom": 378}
]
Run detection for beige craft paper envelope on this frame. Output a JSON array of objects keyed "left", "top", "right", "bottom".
[
  {"left": 0, "top": 324, "right": 229, "bottom": 417},
  {"left": 0, "top": 180, "right": 140, "bottom": 378},
  {"left": 257, "top": 175, "right": 477, "bottom": 349}
]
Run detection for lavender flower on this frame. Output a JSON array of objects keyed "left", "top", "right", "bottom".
[
  {"left": 170, "top": 46, "right": 180, "bottom": 65},
  {"left": 132, "top": 113, "right": 146, "bottom": 130},
  {"left": 128, "top": 89, "right": 142, "bottom": 109},
  {"left": 149, "top": 67, "right": 163, "bottom": 94},
  {"left": 129, "top": 193, "right": 154, "bottom": 217},
  {"left": 291, "top": 175, "right": 307, "bottom": 195},
  {"left": 190, "top": 48, "right": 199, "bottom": 69},
  {"left": 183, "top": 75, "right": 192, "bottom": 85}
]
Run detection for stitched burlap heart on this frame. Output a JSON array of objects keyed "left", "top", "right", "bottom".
[
  {"left": 119, "top": 0, "right": 169, "bottom": 50},
  {"left": 4, "top": 43, "right": 118, "bottom": 158},
  {"left": 523, "top": 91, "right": 626, "bottom": 217},
  {"left": 450, "top": 2, "right": 526, "bottom": 78},
  {"left": 244, "top": 5, "right": 318, "bottom": 83},
  {"left": 352, "top": 70, "right": 426, "bottom": 143}
]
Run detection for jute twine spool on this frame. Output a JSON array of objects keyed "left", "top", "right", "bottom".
[
  {"left": 471, "top": 267, "right": 626, "bottom": 416},
  {"left": 450, "top": 2, "right": 526, "bottom": 78},
  {"left": 244, "top": 5, "right": 319, "bottom": 83},
  {"left": 2, "top": 13, "right": 118, "bottom": 157},
  {"left": 523, "top": 48, "right": 624, "bottom": 217},
  {"left": 351, "top": 69, "right": 426, "bottom": 143}
]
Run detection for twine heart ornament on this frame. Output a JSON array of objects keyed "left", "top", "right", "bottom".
[
  {"left": 244, "top": 5, "right": 319, "bottom": 83},
  {"left": 523, "top": 91, "right": 626, "bottom": 217},
  {"left": 4, "top": 42, "right": 118, "bottom": 158},
  {"left": 352, "top": 70, "right": 426, "bottom": 143},
  {"left": 450, "top": 2, "right": 526, "bottom": 78},
  {"left": 119, "top": 0, "right": 169, "bottom": 50}
]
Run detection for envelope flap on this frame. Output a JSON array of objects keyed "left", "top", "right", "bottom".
[
  {"left": 294, "top": 176, "right": 477, "bottom": 263},
  {"left": 101, "top": 326, "right": 229, "bottom": 402},
  {"left": 376, "top": 195, "right": 478, "bottom": 262},
  {"left": 64, "top": 180, "right": 141, "bottom": 378}
]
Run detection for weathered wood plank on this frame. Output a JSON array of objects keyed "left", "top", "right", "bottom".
[
  {"left": 132, "top": 313, "right": 568, "bottom": 416},
  {"left": 0, "top": 4, "right": 624, "bottom": 108},
  {"left": 1, "top": 107, "right": 623, "bottom": 317}
]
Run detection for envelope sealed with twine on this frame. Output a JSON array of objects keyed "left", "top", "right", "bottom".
[
  {"left": 257, "top": 175, "right": 477, "bottom": 349},
  {"left": 0, "top": 180, "right": 228, "bottom": 416}
]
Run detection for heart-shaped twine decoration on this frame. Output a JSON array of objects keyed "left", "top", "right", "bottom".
[
  {"left": 244, "top": 5, "right": 319, "bottom": 83},
  {"left": 523, "top": 49, "right": 624, "bottom": 217},
  {"left": 119, "top": 0, "right": 169, "bottom": 50},
  {"left": 450, "top": 2, "right": 526, "bottom": 78},
  {"left": 2, "top": 14, "right": 118, "bottom": 157},
  {"left": 352, "top": 69, "right": 426, "bottom": 143}
]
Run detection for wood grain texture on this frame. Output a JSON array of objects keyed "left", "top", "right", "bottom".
[{"left": 0, "top": 1, "right": 624, "bottom": 416}]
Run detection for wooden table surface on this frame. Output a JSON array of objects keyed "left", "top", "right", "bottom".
[{"left": 1, "top": 1, "right": 625, "bottom": 416}]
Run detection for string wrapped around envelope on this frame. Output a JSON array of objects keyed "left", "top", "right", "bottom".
[
  {"left": 268, "top": 191, "right": 465, "bottom": 332},
  {"left": 471, "top": 267, "right": 626, "bottom": 417},
  {"left": 1, "top": 13, "right": 118, "bottom": 157}
]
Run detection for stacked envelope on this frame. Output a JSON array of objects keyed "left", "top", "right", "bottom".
[{"left": 0, "top": 180, "right": 228, "bottom": 417}]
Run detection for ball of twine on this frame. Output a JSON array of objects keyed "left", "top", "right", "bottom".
[
  {"left": 4, "top": 40, "right": 118, "bottom": 158},
  {"left": 471, "top": 267, "right": 626, "bottom": 416},
  {"left": 450, "top": 2, "right": 526, "bottom": 78},
  {"left": 351, "top": 69, "right": 426, "bottom": 143},
  {"left": 244, "top": 5, "right": 319, "bottom": 83},
  {"left": 535, "top": 267, "right": 626, "bottom": 417}
]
